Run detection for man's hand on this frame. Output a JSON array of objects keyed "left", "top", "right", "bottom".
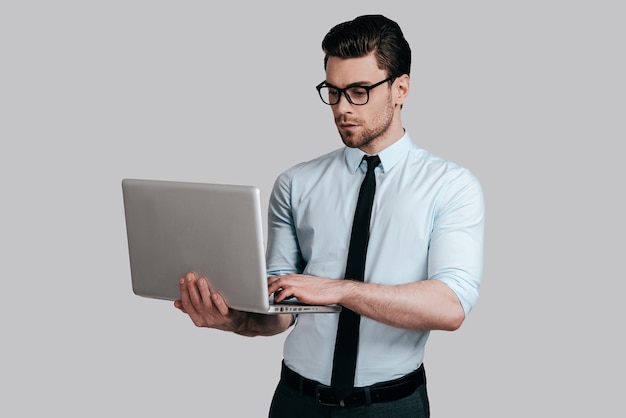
[
  {"left": 175, "top": 271, "right": 295, "bottom": 336},
  {"left": 174, "top": 272, "right": 246, "bottom": 332},
  {"left": 268, "top": 274, "right": 351, "bottom": 305}
]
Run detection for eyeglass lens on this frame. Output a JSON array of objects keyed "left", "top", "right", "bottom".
[{"left": 319, "top": 86, "right": 370, "bottom": 105}]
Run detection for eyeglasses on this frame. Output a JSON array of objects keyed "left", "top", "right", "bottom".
[{"left": 316, "top": 75, "right": 397, "bottom": 106}]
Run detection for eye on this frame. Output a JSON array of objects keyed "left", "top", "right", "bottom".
[{"left": 348, "top": 87, "right": 368, "bottom": 98}]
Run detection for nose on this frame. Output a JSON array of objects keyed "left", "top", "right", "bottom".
[{"left": 333, "top": 91, "right": 353, "bottom": 113}]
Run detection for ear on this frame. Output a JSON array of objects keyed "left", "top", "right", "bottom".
[{"left": 394, "top": 74, "right": 410, "bottom": 106}]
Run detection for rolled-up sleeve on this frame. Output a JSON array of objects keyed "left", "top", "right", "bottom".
[
  {"left": 266, "top": 168, "right": 305, "bottom": 276},
  {"left": 428, "top": 169, "right": 485, "bottom": 315}
]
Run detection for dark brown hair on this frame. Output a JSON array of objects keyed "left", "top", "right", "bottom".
[{"left": 322, "top": 15, "right": 411, "bottom": 78}]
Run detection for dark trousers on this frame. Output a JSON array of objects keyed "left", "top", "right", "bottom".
[{"left": 268, "top": 369, "right": 430, "bottom": 418}]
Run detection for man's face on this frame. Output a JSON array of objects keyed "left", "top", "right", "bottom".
[{"left": 324, "top": 53, "right": 397, "bottom": 151}]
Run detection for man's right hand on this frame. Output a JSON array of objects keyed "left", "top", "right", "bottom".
[
  {"left": 174, "top": 271, "right": 295, "bottom": 337},
  {"left": 174, "top": 271, "right": 247, "bottom": 332}
]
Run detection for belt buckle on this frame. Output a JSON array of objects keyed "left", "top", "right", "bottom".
[{"left": 315, "top": 386, "right": 345, "bottom": 407}]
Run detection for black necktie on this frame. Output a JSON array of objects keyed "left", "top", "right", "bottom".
[{"left": 330, "top": 154, "right": 381, "bottom": 400}]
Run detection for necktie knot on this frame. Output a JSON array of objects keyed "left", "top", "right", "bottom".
[{"left": 363, "top": 155, "right": 381, "bottom": 174}]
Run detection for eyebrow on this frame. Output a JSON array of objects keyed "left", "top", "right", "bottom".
[{"left": 323, "top": 80, "right": 374, "bottom": 89}]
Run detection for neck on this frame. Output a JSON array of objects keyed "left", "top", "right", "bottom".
[{"left": 358, "top": 123, "right": 405, "bottom": 155}]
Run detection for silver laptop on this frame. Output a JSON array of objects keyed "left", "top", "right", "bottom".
[{"left": 121, "top": 178, "right": 341, "bottom": 314}]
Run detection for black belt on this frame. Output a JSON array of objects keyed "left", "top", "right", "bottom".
[{"left": 280, "top": 362, "right": 425, "bottom": 407}]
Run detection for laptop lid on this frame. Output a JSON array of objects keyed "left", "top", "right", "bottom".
[{"left": 121, "top": 178, "right": 340, "bottom": 314}]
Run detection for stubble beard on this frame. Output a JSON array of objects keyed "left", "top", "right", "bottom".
[{"left": 337, "top": 97, "right": 395, "bottom": 150}]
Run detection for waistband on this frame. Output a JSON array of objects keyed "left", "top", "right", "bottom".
[{"left": 280, "top": 361, "right": 425, "bottom": 407}]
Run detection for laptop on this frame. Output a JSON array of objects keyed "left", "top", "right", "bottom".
[{"left": 121, "top": 178, "right": 341, "bottom": 314}]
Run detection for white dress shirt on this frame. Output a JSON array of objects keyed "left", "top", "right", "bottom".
[{"left": 266, "top": 132, "right": 484, "bottom": 386}]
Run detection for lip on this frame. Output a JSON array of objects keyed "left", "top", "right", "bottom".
[{"left": 338, "top": 122, "right": 358, "bottom": 129}]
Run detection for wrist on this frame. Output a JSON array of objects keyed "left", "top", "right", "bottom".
[
  {"left": 229, "top": 311, "right": 253, "bottom": 335},
  {"left": 337, "top": 279, "right": 361, "bottom": 306}
]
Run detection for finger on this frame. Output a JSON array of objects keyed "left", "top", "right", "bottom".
[
  {"left": 196, "top": 278, "right": 218, "bottom": 311},
  {"left": 267, "top": 276, "right": 285, "bottom": 295},
  {"left": 178, "top": 274, "right": 191, "bottom": 306},
  {"left": 173, "top": 299, "right": 187, "bottom": 313},
  {"left": 179, "top": 272, "right": 200, "bottom": 318},
  {"left": 200, "top": 279, "right": 229, "bottom": 316},
  {"left": 274, "top": 286, "right": 296, "bottom": 302},
  {"left": 211, "top": 292, "right": 230, "bottom": 316},
  {"left": 186, "top": 275, "right": 208, "bottom": 309}
]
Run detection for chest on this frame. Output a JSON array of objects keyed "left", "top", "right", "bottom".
[{"left": 291, "top": 170, "right": 438, "bottom": 255}]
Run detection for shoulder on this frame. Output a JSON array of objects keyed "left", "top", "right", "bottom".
[
  {"left": 274, "top": 147, "right": 345, "bottom": 186},
  {"left": 401, "top": 145, "right": 484, "bottom": 211},
  {"left": 409, "top": 145, "right": 481, "bottom": 188},
  {"left": 269, "top": 147, "right": 345, "bottom": 206}
]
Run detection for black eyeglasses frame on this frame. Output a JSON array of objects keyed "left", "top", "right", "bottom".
[{"left": 315, "top": 75, "right": 398, "bottom": 106}]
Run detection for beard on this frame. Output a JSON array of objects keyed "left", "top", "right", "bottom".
[{"left": 336, "top": 96, "right": 395, "bottom": 150}]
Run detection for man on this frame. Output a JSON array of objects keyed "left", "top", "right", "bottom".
[{"left": 175, "top": 14, "right": 484, "bottom": 417}]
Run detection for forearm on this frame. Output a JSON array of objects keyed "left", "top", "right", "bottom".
[
  {"left": 232, "top": 312, "right": 294, "bottom": 337},
  {"left": 338, "top": 279, "right": 465, "bottom": 331}
]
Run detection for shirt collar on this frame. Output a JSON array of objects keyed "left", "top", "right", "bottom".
[{"left": 344, "top": 131, "right": 413, "bottom": 173}]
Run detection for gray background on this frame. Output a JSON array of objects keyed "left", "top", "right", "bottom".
[{"left": 2, "top": 1, "right": 623, "bottom": 416}]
